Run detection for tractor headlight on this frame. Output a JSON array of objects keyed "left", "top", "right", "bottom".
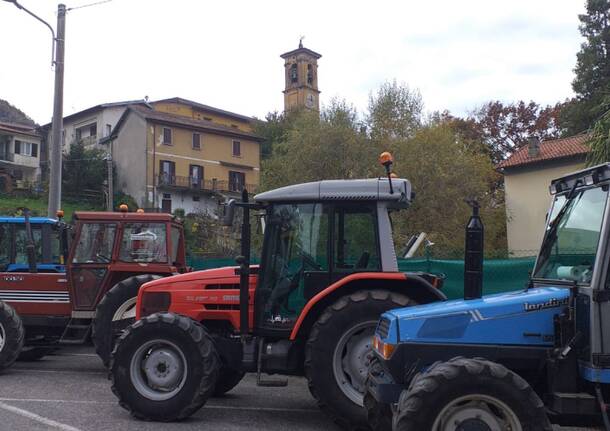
[{"left": 373, "top": 335, "right": 396, "bottom": 360}]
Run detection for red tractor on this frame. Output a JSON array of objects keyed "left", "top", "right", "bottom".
[
  {"left": 110, "top": 156, "right": 447, "bottom": 428},
  {"left": 0, "top": 208, "right": 188, "bottom": 367}
]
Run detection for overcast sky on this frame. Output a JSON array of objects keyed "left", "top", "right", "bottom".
[{"left": 0, "top": 0, "right": 586, "bottom": 125}]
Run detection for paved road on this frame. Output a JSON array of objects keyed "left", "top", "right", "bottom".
[
  {"left": 0, "top": 346, "right": 601, "bottom": 430},
  {"left": 0, "top": 346, "right": 335, "bottom": 431}
]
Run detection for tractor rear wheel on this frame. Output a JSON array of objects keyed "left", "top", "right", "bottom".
[
  {"left": 305, "top": 289, "right": 412, "bottom": 429},
  {"left": 92, "top": 274, "right": 161, "bottom": 367},
  {"left": 0, "top": 301, "right": 24, "bottom": 372},
  {"left": 110, "top": 312, "right": 220, "bottom": 421},
  {"left": 393, "top": 357, "right": 552, "bottom": 431}
]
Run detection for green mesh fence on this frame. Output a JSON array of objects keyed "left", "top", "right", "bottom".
[{"left": 186, "top": 256, "right": 537, "bottom": 300}]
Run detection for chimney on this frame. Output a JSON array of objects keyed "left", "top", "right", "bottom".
[{"left": 527, "top": 137, "right": 540, "bottom": 158}]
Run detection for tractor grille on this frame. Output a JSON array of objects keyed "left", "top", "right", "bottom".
[{"left": 377, "top": 317, "right": 391, "bottom": 339}]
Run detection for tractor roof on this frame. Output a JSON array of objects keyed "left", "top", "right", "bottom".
[
  {"left": 550, "top": 163, "right": 610, "bottom": 195},
  {"left": 253, "top": 178, "right": 412, "bottom": 204},
  {"left": 73, "top": 211, "right": 176, "bottom": 222},
  {"left": 0, "top": 217, "right": 58, "bottom": 224}
]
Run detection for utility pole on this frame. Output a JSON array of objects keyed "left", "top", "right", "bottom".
[
  {"left": 106, "top": 152, "right": 113, "bottom": 211},
  {"left": 48, "top": 4, "right": 66, "bottom": 217}
]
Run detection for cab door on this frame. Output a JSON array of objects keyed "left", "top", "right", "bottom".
[
  {"left": 67, "top": 222, "right": 117, "bottom": 311},
  {"left": 329, "top": 203, "right": 381, "bottom": 284}
]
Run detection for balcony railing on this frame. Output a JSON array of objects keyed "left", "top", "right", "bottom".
[
  {"left": 156, "top": 174, "right": 257, "bottom": 194},
  {"left": 0, "top": 152, "right": 14, "bottom": 162}
]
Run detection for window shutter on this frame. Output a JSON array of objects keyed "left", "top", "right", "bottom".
[
  {"left": 14, "top": 140, "right": 20, "bottom": 154},
  {"left": 31, "top": 143, "right": 38, "bottom": 157}
]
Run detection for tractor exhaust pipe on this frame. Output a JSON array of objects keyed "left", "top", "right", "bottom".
[
  {"left": 464, "top": 200, "right": 483, "bottom": 300},
  {"left": 237, "top": 189, "right": 251, "bottom": 337}
]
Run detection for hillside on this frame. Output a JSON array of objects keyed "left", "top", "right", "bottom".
[{"left": 0, "top": 99, "right": 36, "bottom": 126}]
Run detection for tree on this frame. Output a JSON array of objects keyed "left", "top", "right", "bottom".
[
  {"left": 389, "top": 123, "right": 506, "bottom": 255},
  {"left": 253, "top": 111, "right": 291, "bottom": 160},
  {"left": 472, "top": 100, "right": 563, "bottom": 164},
  {"left": 367, "top": 80, "right": 423, "bottom": 145},
  {"left": 261, "top": 99, "right": 376, "bottom": 190},
  {"left": 62, "top": 141, "right": 107, "bottom": 203},
  {"left": 586, "top": 102, "right": 610, "bottom": 165},
  {"left": 561, "top": 0, "right": 610, "bottom": 134}
]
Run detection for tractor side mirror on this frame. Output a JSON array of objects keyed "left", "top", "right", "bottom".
[{"left": 221, "top": 199, "right": 236, "bottom": 226}]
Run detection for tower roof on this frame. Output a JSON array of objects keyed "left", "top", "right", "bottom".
[{"left": 280, "top": 43, "right": 322, "bottom": 60}]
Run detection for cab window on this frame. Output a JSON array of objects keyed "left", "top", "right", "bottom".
[
  {"left": 333, "top": 205, "right": 380, "bottom": 271},
  {"left": 14, "top": 225, "right": 43, "bottom": 264},
  {"left": 119, "top": 223, "right": 168, "bottom": 263},
  {"left": 73, "top": 223, "right": 117, "bottom": 263}
]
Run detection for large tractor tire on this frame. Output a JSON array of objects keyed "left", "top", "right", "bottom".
[
  {"left": 92, "top": 274, "right": 161, "bottom": 367},
  {"left": 110, "top": 312, "right": 220, "bottom": 421},
  {"left": 0, "top": 301, "right": 25, "bottom": 372},
  {"left": 394, "top": 357, "right": 552, "bottom": 431},
  {"left": 305, "top": 289, "right": 412, "bottom": 429},
  {"left": 214, "top": 367, "right": 245, "bottom": 396}
]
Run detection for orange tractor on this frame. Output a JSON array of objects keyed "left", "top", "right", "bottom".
[{"left": 110, "top": 155, "right": 446, "bottom": 428}]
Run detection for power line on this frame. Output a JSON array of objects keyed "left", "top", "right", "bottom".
[{"left": 66, "top": 0, "right": 112, "bottom": 12}]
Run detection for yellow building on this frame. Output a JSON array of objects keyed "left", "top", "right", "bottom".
[
  {"left": 108, "top": 97, "right": 261, "bottom": 214},
  {"left": 497, "top": 135, "right": 589, "bottom": 256},
  {"left": 281, "top": 41, "right": 321, "bottom": 111}
]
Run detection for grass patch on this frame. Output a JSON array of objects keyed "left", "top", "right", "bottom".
[{"left": 0, "top": 195, "right": 102, "bottom": 219}]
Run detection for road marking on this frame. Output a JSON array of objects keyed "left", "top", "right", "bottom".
[
  {"left": 0, "top": 400, "right": 83, "bottom": 431},
  {"left": 205, "top": 404, "right": 320, "bottom": 413},
  {"left": 0, "top": 397, "right": 320, "bottom": 413},
  {"left": 12, "top": 368, "right": 105, "bottom": 375},
  {"left": 56, "top": 353, "right": 99, "bottom": 357},
  {"left": 0, "top": 398, "right": 114, "bottom": 405}
]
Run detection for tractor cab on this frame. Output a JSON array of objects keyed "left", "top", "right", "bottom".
[
  {"left": 253, "top": 177, "right": 412, "bottom": 332},
  {"left": 67, "top": 211, "right": 187, "bottom": 312},
  {"left": 0, "top": 215, "right": 68, "bottom": 273}
]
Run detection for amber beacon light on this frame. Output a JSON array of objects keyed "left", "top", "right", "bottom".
[{"left": 378, "top": 151, "right": 395, "bottom": 194}]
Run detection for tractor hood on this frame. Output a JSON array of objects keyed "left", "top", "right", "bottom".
[
  {"left": 379, "top": 287, "right": 570, "bottom": 347},
  {"left": 142, "top": 265, "right": 258, "bottom": 290}
]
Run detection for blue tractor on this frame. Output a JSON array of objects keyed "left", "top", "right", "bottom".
[{"left": 365, "top": 164, "right": 610, "bottom": 430}]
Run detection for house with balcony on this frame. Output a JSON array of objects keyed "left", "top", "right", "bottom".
[
  {"left": 0, "top": 121, "right": 42, "bottom": 193},
  {"left": 106, "top": 98, "right": 262, "bottom": 214},
  {"left": 39, "top": 100, "right": 148, "bottom": 180}
]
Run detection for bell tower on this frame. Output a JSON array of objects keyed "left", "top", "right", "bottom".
[{"left": 281, "top": 39, "right": 321, "bottom": 111}]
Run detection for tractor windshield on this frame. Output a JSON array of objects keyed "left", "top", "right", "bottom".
[{"left": 533, "top": 186, "right": 608, "bottom": 284}]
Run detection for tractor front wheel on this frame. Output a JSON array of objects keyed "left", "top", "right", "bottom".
[
  {"left": 0, "top": 300, "right": 24, "bottom": 372},
  {"left": 214, "top": 367, "right": 245, "bottom": 396},
  {"left": 305, "top": 289, "right": 412, "bottom": 429},
  {"left": 393, "top": 357, "right": 552, "bottom": 431},
  {"left": 92, "top": 274, "right": 161, "bottom": 367},
  {"left": 110, "top": 312, "right": 220, "bottom": 421}
]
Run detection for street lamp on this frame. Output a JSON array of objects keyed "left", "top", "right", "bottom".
[{"left": 3, "top": 1, "right": 65, "bottom": 218}]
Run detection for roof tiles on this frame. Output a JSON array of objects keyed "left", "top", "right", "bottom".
[{"left": 497, "top": 134, "right": 590, "bottom": 170}]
